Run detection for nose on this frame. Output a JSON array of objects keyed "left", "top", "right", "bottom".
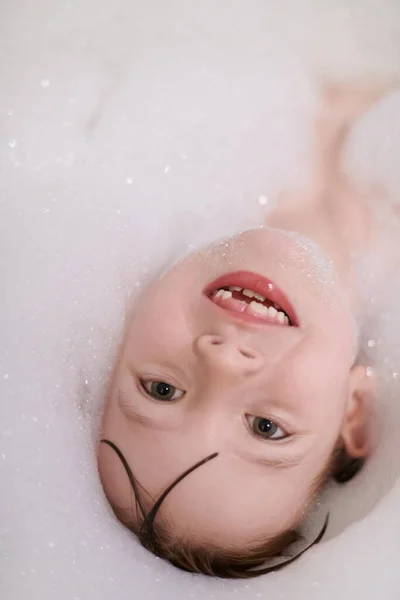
[{"left": 194, "top": 334, "right": 264, "bottom": 377}]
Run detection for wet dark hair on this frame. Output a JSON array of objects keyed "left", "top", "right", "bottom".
[
  {"left": 331, "top": 446, "right": 365, "bottom": 484},
  {"left": 99, "top": 439, "right": 361, "bottom": 578}
]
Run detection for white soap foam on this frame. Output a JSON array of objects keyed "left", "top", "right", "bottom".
[{"left": 2, "top": 1, "right": 400, "bottom": 599}]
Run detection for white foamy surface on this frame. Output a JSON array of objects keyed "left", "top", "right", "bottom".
[{"left": 1, "top": 1, "right": 400, "bottom": 599}]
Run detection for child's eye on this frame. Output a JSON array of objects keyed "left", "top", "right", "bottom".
[
  {"left": 246, "top": 415, "right": 288, "bottom": 440},
  {"left": 140, "top": 379, "right": 185, "bottom": 402}
]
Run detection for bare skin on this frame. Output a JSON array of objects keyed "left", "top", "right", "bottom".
[
  {"left": 268, "top": 85, "right": 386, "bottom": 309},
  {"left": 98, "top": 85, "right": 391, "bottom": 554}
]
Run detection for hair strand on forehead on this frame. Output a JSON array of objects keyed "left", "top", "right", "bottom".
[{"left": 101, "top": 438, "right": 329, "bottom": 579}]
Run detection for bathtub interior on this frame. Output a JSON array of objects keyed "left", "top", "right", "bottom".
[{"left": 2, "top": 1, "right": 400, "bottom": 599}]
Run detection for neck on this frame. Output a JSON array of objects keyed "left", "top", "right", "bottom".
[{"left": 265, "top": 183, "right": 374, "bottom": 315}]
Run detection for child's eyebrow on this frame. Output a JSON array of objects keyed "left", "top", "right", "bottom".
[
  {"left": 125, "top": 409, "right": 159, "bottom": 428},
  {"left": 118, "top": 389, "right": 179, "bottom": 429},
  {"left": 235, "top": 438, "right": 306, "bottom": 469},
  {"left": 250, "top": 452, "right": 304, "bottom": 469}
]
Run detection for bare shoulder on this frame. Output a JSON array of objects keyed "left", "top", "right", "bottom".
[
  {"left": 298, "top": 82, "right": 395, "bottom": 207},
  {"left": 266, "top": 81, "right": 396, "bottom": 263},
  {"left": 318, "top": 83, "right": 389, "bottom": 128},
  {"left": 315, "top": 83, "right": 394, "bottom": 174}
]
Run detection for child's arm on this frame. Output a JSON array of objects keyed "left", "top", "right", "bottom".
[
  {"left": 311, "top": 84, "right": 387, "bottom": 201},
  {"left": 269, "top": 83, "right": 390, "bottom": 223},
  {"left": 265, "top": 83, "right": 394, "bottom": 299}
]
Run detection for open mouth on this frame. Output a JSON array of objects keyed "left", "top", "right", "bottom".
[{"left": 204, "top": 271, "right": 299, "bottom": 327}]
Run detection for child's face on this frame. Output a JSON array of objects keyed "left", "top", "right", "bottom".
[{"left": 98, "top": 228, "right": 368, "bottom": 549}]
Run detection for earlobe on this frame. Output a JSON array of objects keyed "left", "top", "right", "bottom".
[{"left": 341, "top": 365, "right": 374, "bottom": 459}]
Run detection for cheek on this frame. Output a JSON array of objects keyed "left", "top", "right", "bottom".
[
  {"left": 277, "top": 339, "right": 351, "bottom": 423},
  {"left": 127, "top": 297, "right": 190, "bottom": 359}
]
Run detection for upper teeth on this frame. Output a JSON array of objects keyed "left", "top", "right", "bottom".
[
  {"left": 215, "top": 287, "right": 289, "bottom": 325},
  {"left": 269, "top": 306, "right": 278, "bottom": 317},
  {"left": 249, "top": 300, "right": 269, "bottom": 315},
  {"left": 277, "top": 311, "right": 285, "bottom": 324},
  {"left": 248, "top": 300, "right": 288, "bottom": 323}
]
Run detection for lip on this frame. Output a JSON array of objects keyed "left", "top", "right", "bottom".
[{"left": 203, "top": 270, "right": 299, "bottom": 327}]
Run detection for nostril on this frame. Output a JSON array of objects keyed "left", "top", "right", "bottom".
[{"left": 239, "top": 348, "right": 256, "bottom": 359}]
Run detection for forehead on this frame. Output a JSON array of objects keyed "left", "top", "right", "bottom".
[
  {"left": 99, "top": 429, "right": 313, "bottom": 546},
  {"left": 100, "top": 374, "right": 338, "bottom": 541}
]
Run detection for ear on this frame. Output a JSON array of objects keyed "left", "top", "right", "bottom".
[{"left": 341, "top": 365, "right": 374, "bottom": 458}]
